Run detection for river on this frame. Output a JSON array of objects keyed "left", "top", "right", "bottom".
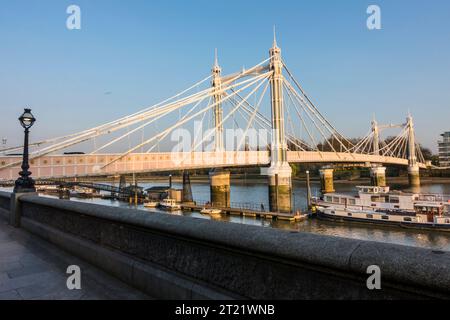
[{"left": 57, "top": 179, "right": 450, "bottom": 252}]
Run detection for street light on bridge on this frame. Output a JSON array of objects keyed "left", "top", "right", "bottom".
[{"left": 14, "top": 108, "right": 36, "bottom": 193}]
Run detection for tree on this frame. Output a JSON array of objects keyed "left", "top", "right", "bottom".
[
  {"left": 316, "top": 136, "right": 358, "bottom": 152},
  {"left": 418, "top": 145, "right": 433, "bottom": 161}
]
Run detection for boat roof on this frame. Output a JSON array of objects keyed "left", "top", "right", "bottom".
[
  {"left": 323, "top": 192, "right": 356, "bottom": 197},
  {"left": 414, "top": 202, "right": 446, "bottom": 207},
  {"left": 145, "top": 186, "right": 170, "bottom": 192}
]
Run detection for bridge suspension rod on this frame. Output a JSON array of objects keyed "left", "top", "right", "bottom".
[{"left": 100, "top": 72, "right": 272, "bottom": 169}]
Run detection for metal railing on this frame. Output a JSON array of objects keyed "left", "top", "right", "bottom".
[
  {"left": 195, "top": 199, "right": 268, "bottom": 212},
  {"left": 417, "top": 194, "right": 450, "bottom": 203}
]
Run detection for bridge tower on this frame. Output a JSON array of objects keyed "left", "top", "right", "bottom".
[
  {"left": 406, "top": 115, "right": 420, "bottom": 187},
  {"left": 372, "top": 118, "right": 380, "bottom": 156},
  {"left": 209, "top": 49, "right": 230, "bottom": 207},
  {"left": 266, "top": 31, "right": 292, "bottom": 213},
  {"left": 212, "top": 48, "right": 224, "bottom": 152},
  {"left": 370, "top": 119, "right": 387, "bottom": 187}
]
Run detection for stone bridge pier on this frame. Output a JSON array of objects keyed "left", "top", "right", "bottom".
[
  {"left": 319, "top": 167, "right": 335, "bottom": 194},
  {"left": 209, "top": 169, "right": 230, "bottom": 207},
  {"left": 370, "top": 165, "right": 387, "bottom": 187}
]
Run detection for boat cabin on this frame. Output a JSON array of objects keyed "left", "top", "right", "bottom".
[
  {"left": 354, "top": 186, "right": 417, "bottom": 211},
  {"left": 320, "top": 186, "right": 418, "bottom": 211},
  {"left": 414, "top": 202, "right": 449, "bottom": 223}
]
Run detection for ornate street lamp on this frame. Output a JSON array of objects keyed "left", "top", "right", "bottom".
[{"left": 14, "top": 108, "right": 36, "bottom": 193}]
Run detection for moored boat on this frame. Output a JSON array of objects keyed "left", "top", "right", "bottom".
[
  {"left": 313, "top": 186, "right": 450, "bottom": 231},
  {"left": 200, "top": 208, "right": 222, "bottom": 215},
  {"left": 159, "top": 198, "right": 181, "bottom": 211},
  {"left": 143, "top": 200, "right": 159, "bottom": 208}
]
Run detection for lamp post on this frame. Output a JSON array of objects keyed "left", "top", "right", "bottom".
[{"left": 14, "top": 108, "right": 36, "bottom": 193}]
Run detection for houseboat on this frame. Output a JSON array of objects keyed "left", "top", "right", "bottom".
[{"left": 313, "top": 186, "right": 450, "bottom": 232}]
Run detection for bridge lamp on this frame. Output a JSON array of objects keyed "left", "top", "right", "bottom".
[
  {"left": 19, "top": 108, "right": 36, "bottom": 129},
  {"left": 14, "top": 108, "right": 36, "bottom": 193}
]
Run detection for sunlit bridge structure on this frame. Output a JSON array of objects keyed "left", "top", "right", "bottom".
[{"left": 0, "top": 34, "right": 427, "bottom": 212}]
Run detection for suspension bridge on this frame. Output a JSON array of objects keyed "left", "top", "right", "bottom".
[{"left": 0, "top": 34, "right": 427, "bottom": 212}]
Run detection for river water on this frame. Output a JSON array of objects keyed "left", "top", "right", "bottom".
[
  {"left": 2, "top": 180, "right": 450, "bottom": 251},
  {"left": 61, "top": 180, "right": 450, "bottom": 252}
]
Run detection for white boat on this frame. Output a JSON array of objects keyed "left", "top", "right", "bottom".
[
  {"left": 159, "top": 198, "right": 181, "bottom": 211},
  {"left": 200, "top": 208, "right": 222, "bottom": 215},
  {"left": 36, "top": 185, "right": 59, "bottom": 192},
  {"left": 143, "top": 201, "right": 159, "bottom": 208},
  {"left": 313, "top": 186, "right": 450, "bottom": 231}
]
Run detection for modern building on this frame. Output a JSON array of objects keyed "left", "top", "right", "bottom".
[{"left": 438, "top": 132, "right": 450, "bottom": 167}]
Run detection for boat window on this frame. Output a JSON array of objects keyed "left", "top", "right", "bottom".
[
  {"left": 347, "top": 213, "right": 352, "bottom": 217},
  {"left": 330, "top": 210, "right": 335, "bottom": 214},
  {"left": 389, "top": 197, "right": 399, "bottom": 203},
  {"left": 366, "top": 214, "right": 373, "bottom": 219},
  {"left": 332, "top": 197, "right": 340, "bottom": 204},
  {"left": 445, "top": 219, "right": 450, "bottom": 224},
  {"left": 340, "top": 198, "right": 346, "bottom": 204},
  {"left": 381, "top": 216, "right": 389, "bottom": 220},
  {"left": 349, "top": 199, "right": 356, "bottom": 205},
  {"left": 403, "top": 217, "right": 412, "bottom": 222},
  {"left": 371, "top": 196, "right": 387, "bottom": 203},
  {"left": 325, "top": 196, "right": 332, "bottom": 202}
]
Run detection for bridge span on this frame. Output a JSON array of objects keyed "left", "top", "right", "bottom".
[{"left": 0, "top": 151, "right": 426, "bottom": 181}]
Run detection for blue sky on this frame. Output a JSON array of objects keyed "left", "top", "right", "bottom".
[{"left": 1, "top": 0, "right": 449, "bottom": 152}]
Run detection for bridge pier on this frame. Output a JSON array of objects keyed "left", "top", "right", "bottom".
[
  {"left": 209, "top": 169, "right": 230, "bottom": 207},
  {"left": 408, "top": 165, "right": 421, "bottom": 188},
  {"left": 182, "top": 171, "right": 194, "bottom": 205},
  {"left": 267, "top": 163, "right": 292, "bottom": 213},
  {"left": 370, "top": 165, "right": 387, "bottom": 187},
  {"left": 319, "top": 168, "right": 335, "bottom": 194}
]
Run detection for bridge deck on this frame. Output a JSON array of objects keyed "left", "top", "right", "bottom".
[{"left": 0, "top": 151, "right": 425, "bottom": 180}]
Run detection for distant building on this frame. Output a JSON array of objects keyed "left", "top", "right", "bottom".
[{"left": 438, "top": 132, "right": 450, "bottom": 167}]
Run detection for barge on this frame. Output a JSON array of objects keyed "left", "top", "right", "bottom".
[{"left": 313, "top": 186, "right": 450, "bottom": 232}]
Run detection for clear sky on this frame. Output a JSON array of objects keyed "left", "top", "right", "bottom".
[{"left": 1, "top": 0, "right": 449, "bottom": 152}]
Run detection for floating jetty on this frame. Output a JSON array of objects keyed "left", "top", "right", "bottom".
[{"left": 180, "top": 203, "right": 306, "bottom": 222}]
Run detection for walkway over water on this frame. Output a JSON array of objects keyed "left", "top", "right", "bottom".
[
  {"left": 0, "top": 216, "right": 149, "bottom": 300},
  {"left": 0, "top": 151, "right": 426, "bottom": 181}
]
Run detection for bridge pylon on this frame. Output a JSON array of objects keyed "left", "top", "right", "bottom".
[
  {"left": 371, "top": 118, "right": 380, "bottom": 156},
  {"left": 266, "top": 31, "right": 292, "bottom": 213},
  {"left": 209, "top": 50, "right": 230, "bottom": 207},
  {"left": 212, "top": 49, "right": 224, "bottom": 152},
  {"left": 406, "top": 115, "right": 420, "bottom": 187}
]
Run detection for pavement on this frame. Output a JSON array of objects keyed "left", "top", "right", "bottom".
[{"left": 0, "top": 215, "right": 150, "bottom": 300}]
